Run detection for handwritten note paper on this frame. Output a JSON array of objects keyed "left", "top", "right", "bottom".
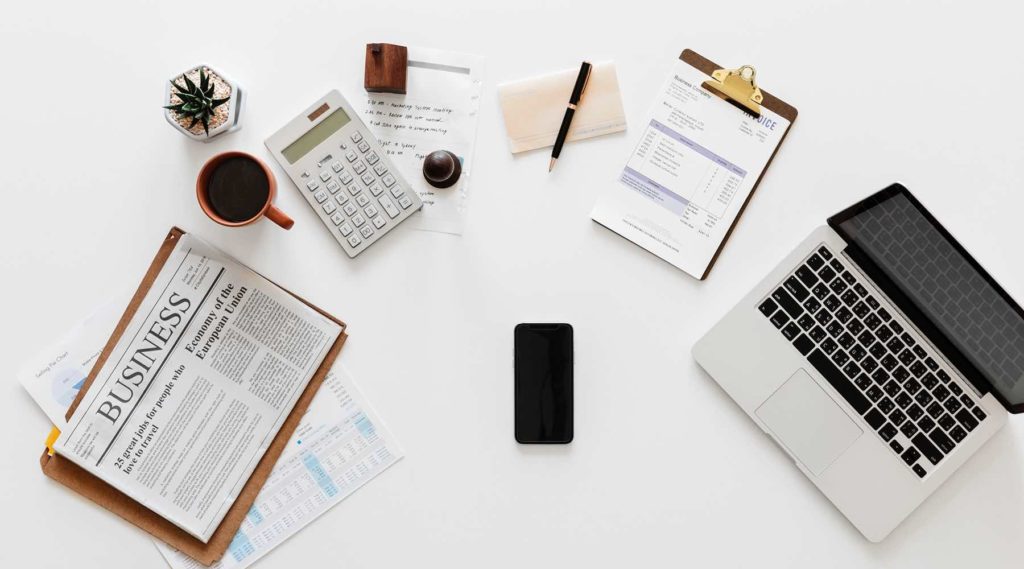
[
  {"left": 365, "top": 100, "right": 458, "bottom": 137},
  {"left": 363, "top": 48, "right": 484, "bottom": 235}
]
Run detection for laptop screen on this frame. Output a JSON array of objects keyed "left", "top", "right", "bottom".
[{"left": 829, "top": 184, "right": 1024, "bottom": 413}]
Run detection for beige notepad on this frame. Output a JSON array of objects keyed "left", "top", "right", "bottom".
[{"left": 498, "top": 61, "right": 626, "bottom": 153}]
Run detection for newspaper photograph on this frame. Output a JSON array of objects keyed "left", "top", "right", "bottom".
[{"left": 53, "top": 233, "right": 342, "bottom": 542}]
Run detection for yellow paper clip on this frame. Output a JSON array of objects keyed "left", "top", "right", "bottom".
[{"left": 45, "top": 426, "right": 61, "bottom": 456}]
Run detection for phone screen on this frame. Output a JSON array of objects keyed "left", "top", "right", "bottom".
[{"left": 515, "top": 323, "right": 573, "bottom": 444}]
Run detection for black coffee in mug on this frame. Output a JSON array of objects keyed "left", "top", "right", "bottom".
[{"left": 206, "top": 156, "right": 270, "bottom": 223}]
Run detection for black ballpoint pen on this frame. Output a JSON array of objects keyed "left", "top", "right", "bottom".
[{"left": 549, "top": 61, "right": 592, "bottom": 172}]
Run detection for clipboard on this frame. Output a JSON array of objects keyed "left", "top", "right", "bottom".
[
  {"left": 590, "top": 49, "right": 798, "bottom": 280},
  {"left": 39, "top": 227, "right": 348, "bottom": 566},
  {"left": 681, "top": 49, "right": 799, "bottom": 279}
]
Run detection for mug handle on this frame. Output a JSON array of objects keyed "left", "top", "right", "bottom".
[{"left": 265, "top": 205, "right": 294, "bottom": 230}]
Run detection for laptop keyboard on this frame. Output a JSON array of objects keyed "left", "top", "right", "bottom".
[{"left": 758, "top": 245, "right": 988, "bottom": 479}]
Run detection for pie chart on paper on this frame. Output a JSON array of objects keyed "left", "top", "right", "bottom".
[{"left": 51, "top": 368, "right": 86, "bottom": 410}]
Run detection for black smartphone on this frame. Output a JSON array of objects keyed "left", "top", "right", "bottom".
[{"left": 514, "top": 323, "right": 573, "bottom": 444}]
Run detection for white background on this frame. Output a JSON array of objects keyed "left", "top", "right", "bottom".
[{"left": 2, "top": 1, "right": 1023, "bottom": 567}]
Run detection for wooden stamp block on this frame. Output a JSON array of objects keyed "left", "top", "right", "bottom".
[{"left": 364, "top": 43, "right": 408, "bottom": 94}]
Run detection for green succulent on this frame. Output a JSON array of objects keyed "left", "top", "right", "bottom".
[{"left": 164, "top": 67, "right": 229, "bottom": 136}]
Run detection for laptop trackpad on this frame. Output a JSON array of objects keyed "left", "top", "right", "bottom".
[{"left": 756, "top": 369, "right": 862, "bottom": 476}]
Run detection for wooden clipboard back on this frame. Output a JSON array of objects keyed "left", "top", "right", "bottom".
[
  {"left": 680, "top": 49, "right": 799, "bottom": 280},
  {"left": 39, "top": 227, "right": 348, "bottom": 566}
]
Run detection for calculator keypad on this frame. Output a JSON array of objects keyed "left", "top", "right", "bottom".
[{"left": 294, "top": 129, "right": 424, "bottom": 257}]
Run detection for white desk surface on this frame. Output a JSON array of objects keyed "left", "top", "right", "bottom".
[{"left": 2, "top": 1, "right": 1023, "bottom": 567}]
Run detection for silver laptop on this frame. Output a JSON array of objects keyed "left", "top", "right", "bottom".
[{"left": 693, "top": 183, "right": 1022, "bottom": 541}]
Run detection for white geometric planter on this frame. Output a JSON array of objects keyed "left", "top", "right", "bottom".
[{"left": 163, "top": 63, "right": 244, "bottom": 142}]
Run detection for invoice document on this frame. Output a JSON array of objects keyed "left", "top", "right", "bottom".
[{"left": 591, "top": 58, "right": 790, "bottom": 278}]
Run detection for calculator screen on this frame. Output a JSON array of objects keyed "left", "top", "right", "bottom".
[{"left": 281, "top": 109, "right": 351, "bottom": 164}]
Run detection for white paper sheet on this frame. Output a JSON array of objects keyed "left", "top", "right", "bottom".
[
  {"left": 17, "top": 290, "right": 132, "bottom": 426},
  {"left": 591, "top": 59, "right": 790, "bottom": 278},
  {"left": 156, "top": 364, "right": 402, "bottom": 569},
  {"left": 362, "top": 47, "right": 484, "bottom": 235}
]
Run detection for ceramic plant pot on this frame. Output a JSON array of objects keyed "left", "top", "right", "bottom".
[{"left": 164, "top": 63, "right": 244, "bottom": 141}]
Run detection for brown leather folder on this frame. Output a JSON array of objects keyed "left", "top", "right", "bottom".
[
  {"left": 40, "top": 227, "right": 348, "bottom": 566},
  {"left": 680, "top": 49, "right": 799, "bottom": 280}
]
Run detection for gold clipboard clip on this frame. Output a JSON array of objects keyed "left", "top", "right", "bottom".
[{"left": 702, "top": 64, "right": 763, "bottom": 117}]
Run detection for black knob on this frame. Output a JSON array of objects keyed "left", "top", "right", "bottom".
[{"left": 422, "top": 150, "right": 461, "bottom": 189}]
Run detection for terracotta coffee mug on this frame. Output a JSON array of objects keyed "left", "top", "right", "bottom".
[{"left": 196, "top": 151, "right": 294, "bottom": 229}]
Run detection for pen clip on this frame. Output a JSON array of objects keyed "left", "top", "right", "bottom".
[{"left": 579, "top": 63, "right": 593, "bottom": 103}]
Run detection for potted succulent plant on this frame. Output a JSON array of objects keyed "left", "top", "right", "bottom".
[{"left": 163, "top": 64, "right": 243, "bottom": 141}]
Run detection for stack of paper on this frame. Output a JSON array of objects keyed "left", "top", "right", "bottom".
[{"left": 20, "top": 290, "right": 402, "bottom": 568}]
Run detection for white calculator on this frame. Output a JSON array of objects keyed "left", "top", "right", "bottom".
[{"left": 265, "top": 90, "right": 422, "bottom": 257}]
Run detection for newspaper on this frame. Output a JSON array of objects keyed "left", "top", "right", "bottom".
[
  {"left": 53, "top": 233, "right": 342, "bottom": 542},
  {"left": 17, "top": 293, "right": 400, "bottom": 569},
  {"left": 156, "top": 365, "right": 403, "bottom": 569}
]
